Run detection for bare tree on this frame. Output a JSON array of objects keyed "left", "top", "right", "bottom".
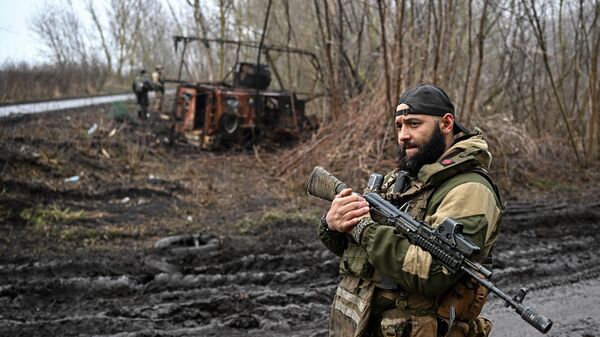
[
  {"left": 86, "top": 1, "right": 113, "bottom": 75},
  {"left": 377, "top": 0, "right": 392, "bottom": 114},
  {"left": 217, "top": 0, "right": 233, "bottom": 80},
  {"left": 188, "top": 0, "right": 216, "bottom": 81},
  {"left": 584, "top": 1, "right": 600, "bottom": 160},
  {"left": 393, "top": 0, "right": 406, "bottom": 97},
  {"left": 30, "top": 1, "right": 90, "bottom": 66},
  {"left": 464, "top": 0, "right": 492, "bottom": 124},
  {"left": 522, "top": 0, "right": 582, "bottom": 163},
  {"left": 22, "top": 0, "right": 600, "bottom": 168},
  {"left": 314, "top": 0, "right": 340, "bottom": 120}
]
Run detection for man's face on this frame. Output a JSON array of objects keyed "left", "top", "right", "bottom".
[{"left": 395, "top": 113, "right": 447, "bottom": 176}]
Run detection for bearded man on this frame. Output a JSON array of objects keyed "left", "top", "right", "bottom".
[{"left": 319, "top": 84, "right": 502, "bottom": 337}]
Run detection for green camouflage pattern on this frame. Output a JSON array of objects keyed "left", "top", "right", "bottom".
[
  {"left": 319, "top": 131, "right": 502, "bottom": 337},
  {"left": 340, "top": 241, "right": 374, "bottom": 278}
]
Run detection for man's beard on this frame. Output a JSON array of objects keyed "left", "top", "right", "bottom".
[{"left": 395, "top": 126, "right": 447, "bottom": 177}]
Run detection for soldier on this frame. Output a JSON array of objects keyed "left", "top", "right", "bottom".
[
  {"left": 319, "top": 84, "right": 502, "bottom": 337},
  {"left": 152, "top": 65, "right": 165, "bottom": 114},
  {"left": 132, "top": 69, "right": 151, "bottom": 119}
]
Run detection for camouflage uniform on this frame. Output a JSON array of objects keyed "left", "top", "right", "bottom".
[
  {"left": 132, "top": 70, "right": 151, "bottom": 119},
  {"left": 152, "top": 66, "right": 165, "bottom": 113},
  {"left": 319, "top": 132, "right": 502, "bottom": 337}
]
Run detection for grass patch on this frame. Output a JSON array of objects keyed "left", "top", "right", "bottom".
[
  {"left": 107, "top": 101, "right": 132, "bottom": 122},
  {"left": 19, "top": 204, "right": 85, "bottom": 234},
  {"left": 60, "top": 225, "right": 145, "bottom": 243},
  {"left": 235, "top": 210, "right": 318, "bottom": 235},
  {"left": 528, "top": 176, "right": 571, "bottom": 191}
]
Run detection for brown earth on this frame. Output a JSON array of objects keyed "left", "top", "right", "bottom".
[{"left": 1, "top": 101, "right": 599, "bottom": 337}]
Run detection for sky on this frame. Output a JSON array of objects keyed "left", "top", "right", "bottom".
[
  {"left": 0, "top": 0, "right": 45, "bottom": 64},
  {"left": 0, "top": 0, "right": 188, "bottom": 65}
]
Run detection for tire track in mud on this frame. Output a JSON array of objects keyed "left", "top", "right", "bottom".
[
  {"left": 2, "top": 197, "right": 600, "bottom": 336},
  {"left": 0, "top": 223, "right": 336, "bottom": 337},
  {"left": 480, "top": 197, "right": 600, "bottom": 336},
  {"left": 493, "top": 197, "right": 600, "bottom": 289}
]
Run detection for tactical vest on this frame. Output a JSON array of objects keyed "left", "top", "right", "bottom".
[
  {"left": 381, "top": 145, "right": 501, "bottom": 222},
  {"left": 330, "top": 146, "right": 501, "bottom": 337}
]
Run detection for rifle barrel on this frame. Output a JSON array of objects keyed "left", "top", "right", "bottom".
[{"left": 462, "top": 268, "right": 553, "bottom": 333}]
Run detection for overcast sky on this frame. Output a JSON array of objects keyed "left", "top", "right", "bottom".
[
  {"left": 0, "top": 0, "right": 189, "bottom": 65},
  {"left": 0, "top": 0, "right": 44, "bottom": 64}
]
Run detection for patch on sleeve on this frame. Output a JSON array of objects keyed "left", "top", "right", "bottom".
[
  {"left": 402, "top": 245, "right": 433, "bottom": 279},
  {"left": 440, "top": 158, "right": 454, "bottom": 166}
]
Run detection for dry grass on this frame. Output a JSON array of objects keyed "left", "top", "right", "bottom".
[
  {"left": 276, "top": 79, "right": 590, "bottom": 199},
  {"left": 0, "top": 61, "right": 117, "bottom": 104},
  {"left": 275, "top": 81, "right": 395, "bottom": 185}
]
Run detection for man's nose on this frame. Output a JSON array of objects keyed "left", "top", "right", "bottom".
[{"left": 398, "top": 127, "right": 411, "bottom": 142}]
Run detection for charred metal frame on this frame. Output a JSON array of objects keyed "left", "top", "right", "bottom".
[
  {"left": 169, "top": 35, "right": 320, "bottom": 149},
  {"left": 172, "top": 35, "right": 323, "bottom": 96}
]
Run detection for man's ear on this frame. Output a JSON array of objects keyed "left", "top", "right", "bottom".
[{"left": 440, "top": 113, "right": 454, "bottom": 135}]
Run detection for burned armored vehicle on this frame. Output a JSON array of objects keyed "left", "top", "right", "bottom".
[{"left": 170, "top": 36, "right": 319, "bottom": 149}]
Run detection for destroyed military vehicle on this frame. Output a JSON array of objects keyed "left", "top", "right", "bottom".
[{"left": 169, "top": 36, "right": 319, "bottom": 149}]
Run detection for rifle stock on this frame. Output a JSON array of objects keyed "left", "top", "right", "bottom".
[{"left": 307, "top": 166, "right": 553, "bottom": 334}]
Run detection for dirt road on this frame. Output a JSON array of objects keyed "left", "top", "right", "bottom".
[{"left": 1, "top": 106, "right": 599, "bottom": 336}]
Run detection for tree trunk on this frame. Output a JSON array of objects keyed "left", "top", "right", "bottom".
[
  {"left": 191, "top": 0, "right": 215, "bottom": 82},
  {"left": 314, "top": 0, "right": 340, "bottom": 120},
  {"left": 585, "top": 1, "right": 600, "bottom": 160},
  {"left": 377, "top": 0, "right": 392, "bottom": 115}
]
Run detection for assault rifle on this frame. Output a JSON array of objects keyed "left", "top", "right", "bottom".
[{"left": 306, "top": 166, "right": 553, "bottom": 334}]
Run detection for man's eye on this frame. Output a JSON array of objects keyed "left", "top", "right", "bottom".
[{"left": 410, "top": 122, "right": 419, "bottom": 128}]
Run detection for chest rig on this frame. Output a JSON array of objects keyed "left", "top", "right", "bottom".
[
  {"left": 338, "top": 146, "right": 498, "bottom": 282},
  {"left": 380, "top": 146, "right": 497, "bottom": 223}
]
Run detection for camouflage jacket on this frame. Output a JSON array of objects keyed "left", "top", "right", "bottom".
[
  {"left": 319, "top": 132, "right": 502, "bottom": 299},
  {"left": 152, "top": 71, "right": 165, "bottom": 90}
]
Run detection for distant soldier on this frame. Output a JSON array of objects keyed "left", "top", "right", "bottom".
[
  {"left": 152, "top": 65, "right": 165, "bottom": 113},
  {"left": 132, "top": 69, "right": 151, "bottom": 119}
]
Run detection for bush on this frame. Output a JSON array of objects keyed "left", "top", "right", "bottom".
[{"left": 0, "top": 60, "right": 109, "bottom": 103}]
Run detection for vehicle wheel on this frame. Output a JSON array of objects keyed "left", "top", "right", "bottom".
[
  {"left": 154, "top": 233, "right": 220, "bottom": 256},
  {"left": 220, "top": 114, "right": 239, "bottom": 135}
]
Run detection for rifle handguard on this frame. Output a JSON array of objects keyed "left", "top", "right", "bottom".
[{"left": 306, "top": 166, "right": 348, "bottom": 201}]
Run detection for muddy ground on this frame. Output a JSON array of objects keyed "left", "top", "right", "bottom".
[{"left": 1, "top": 101, "right": 599, "bottom": 337}]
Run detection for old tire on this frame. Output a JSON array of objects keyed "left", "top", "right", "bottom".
[
  {"left": 220, "top": 114, "right": 239, "bottom": 135},
  {"left": 154, "top": 233, "right": 220, "bottom": 256}
]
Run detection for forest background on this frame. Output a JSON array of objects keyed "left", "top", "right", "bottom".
[{"left": 1, "top": 0, "right": 600, "bottom": 197}]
